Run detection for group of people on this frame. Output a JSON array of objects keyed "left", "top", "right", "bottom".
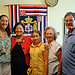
[{"left": 0, "top": 11, "right": 75, "bottom": 75}]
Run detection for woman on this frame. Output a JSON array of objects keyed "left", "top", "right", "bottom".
[
  {"left": 0, "top": 15, "right": 11, "bottom": 75},
  {"left": 44, "top": 26, "right": 62, "bottom": 75},
  {"left": 11, "top": 22, "right": 32, "bottom": 75},
  {"left": 27, "top": 30, "right": 48, "bottom": 75}
]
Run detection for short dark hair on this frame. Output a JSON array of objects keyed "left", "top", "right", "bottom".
[
  {"left": 64, "top": 12, "right": 75, "bottom": 20},
  {"left": 31, "top": 30, "right": 41, "bottom": 36},
  {"left": 0, "top": 15, "right": 11, "bottom": 37},
  {"left": 13, "top": 22, "right": 25, "bottom": 33}
]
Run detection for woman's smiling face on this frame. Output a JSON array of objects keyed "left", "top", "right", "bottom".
[
  {"left": 0, "top": 16, "right": 8, "bottom": 30},
  {"left": 32, "top": 32, "right": 41, "bottom": 43},
  {"left": 45, "top": 29, "right": 54, "bottom": 42},
  {"left": 15, "top": 24, "right": 24, "bottom": 36}
]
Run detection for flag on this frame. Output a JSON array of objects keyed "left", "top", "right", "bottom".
[{"left": 9, "top": 5, "right": 48, "bottom": 43}]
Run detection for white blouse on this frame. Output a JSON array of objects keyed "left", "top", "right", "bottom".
[{"left": 47, "top": 40, "right": 61, "bottom": 75}]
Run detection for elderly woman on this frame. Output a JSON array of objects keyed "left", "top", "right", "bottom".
[{"left": 44, "top": 26, "right": 62, "bottom": 75}]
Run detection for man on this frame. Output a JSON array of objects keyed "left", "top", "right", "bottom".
[{"left": 62, "top": 12, "right": 75, "bottom": 75}]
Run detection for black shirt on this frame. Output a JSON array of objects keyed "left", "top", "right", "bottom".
[{"left": 11, "top": 42, "right": 28, "bottom": 75}]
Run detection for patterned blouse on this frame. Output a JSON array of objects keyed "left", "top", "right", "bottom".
[
  {"left": 28, "top": 42, "right": 45, "bottom": 75},
  {"left": 0, "top": 33, "right": 11, "bottom": 63}
]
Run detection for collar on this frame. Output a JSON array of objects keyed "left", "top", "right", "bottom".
[
  {"left": 13, "top": 35, "right": 25, "bottom": 43},
  {"left": 31, "top": 42, "right": 42, "bottom": 48},
  {"left": 66, "top": 29, "right": 75, "bottom": 35},
  {"left": 47, "top": 40, "right": 55, "bottom": 45},
  {"left": 0, "top": 32, "right": 8, "bottom": 39}
]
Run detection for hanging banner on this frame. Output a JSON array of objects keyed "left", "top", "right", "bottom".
[{"left": 9, "top": 5, "right": 48, "bottom": 43}]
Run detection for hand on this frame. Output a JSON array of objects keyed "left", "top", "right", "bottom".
[
  {"left": 44, "top": 44, "right": 49, "bottom": 50},
  {"left": 27, "top": 67, "right": 32, "bottom": 75},
  {"left": 57, "top": 72, "right": 61, "bottom": 75}
]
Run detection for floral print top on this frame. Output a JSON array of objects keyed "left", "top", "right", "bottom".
[{"left": 0, "top": 32, "right": 11, "bottom": 63}]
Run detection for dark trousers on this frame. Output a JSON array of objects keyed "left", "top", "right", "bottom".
[
  {"left": 62, "top": 73, "right": 66, "bottom": 75},
  {"left": 52, "top": 72, "right": 58, "bottom": 75}
]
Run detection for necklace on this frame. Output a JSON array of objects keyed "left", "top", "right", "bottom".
[{"left": 18, "top": 42, "right": 20, "bottom": 45}]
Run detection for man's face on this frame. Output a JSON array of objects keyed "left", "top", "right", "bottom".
[{"left": 65, "top": 14, "right": 75, "bottom": 30}]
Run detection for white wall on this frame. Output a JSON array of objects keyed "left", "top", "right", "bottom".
[
  {"left": 0, "top": 0, "right": 75, "bottom": 45},
  {"left": 48, "top": 0, "right": 75, "bottom": 45},
  {"left": 0, "top": 0, "right": 45, "bottom": 17}
]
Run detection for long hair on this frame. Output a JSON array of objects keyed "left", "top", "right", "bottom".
[{"left": 0, "top": 15, "right": 11, "bottom": 37}]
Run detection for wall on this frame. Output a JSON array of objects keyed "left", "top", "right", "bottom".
[
  {"left": 48, "top": 0, "right": 75, "bottom": 45},
  {"left": 0, "top": 0, "right": 75, "bottom": 45},
  {"left": 0, "top": 0, "right": 45, "bottom": 17}
]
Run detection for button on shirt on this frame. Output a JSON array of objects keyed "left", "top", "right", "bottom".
[
  {"left": 62, "top": 29, "right": 75, "bottom": 75},
  {"left": 29, "top": 42, "right": 45, "bottom": 75}
]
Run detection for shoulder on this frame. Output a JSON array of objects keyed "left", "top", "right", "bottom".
[
  {"left": 52, "top": 41, "right": 61, "bottom": 51},
  {"left": 53, "top": 41, "right": 61, "bottom": 46},
  {"left": 11, "top": 36, "right": 15, "bottom": 39},
  {"left": 23, "top": 36, "right": 31, "bottom": 39},
  {"left": 23, "top": 36, "right": 32, "bottom": 41},
  {"left": 23, "top": 36, "right": 32, "bottom": 43},
  {"left": 40, "top": 43, "right": 45, "bottom": 51},
  {"left": 11, "top": 36, "right": 16, "bottom": 42}
]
